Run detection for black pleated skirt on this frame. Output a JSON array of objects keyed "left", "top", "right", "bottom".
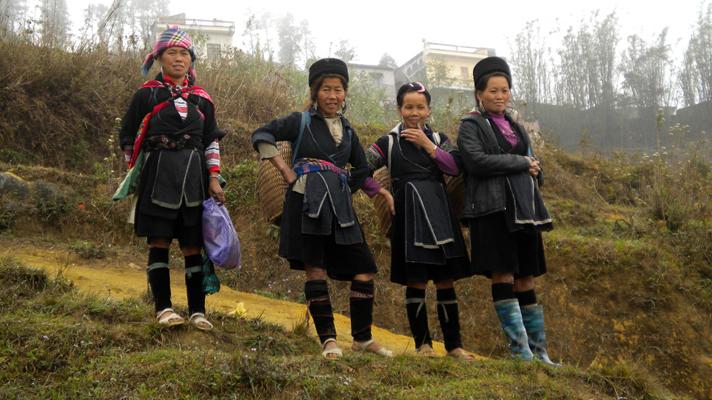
[
  {"left": 468, "top": 211, "right": 547, "bottom": 278},
  {"left": 279, "top": 191, "right": 378, "bottom": 281}
]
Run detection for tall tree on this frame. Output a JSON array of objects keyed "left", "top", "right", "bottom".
[
  {"left": 680, "top": 2, "right": 712, "bottom": 105},
  {"left": 621, "top": 29, "right": 674, "bottom": 110},
  {"left": 378, "top": 53, "right": 397, "bottom": 69},
  {"left": 277, "top": 13, "right": 301, "bottom": 66},
  {"left": 0, "top": 0, "right": 27, "bottom": 35},
  {"left": 38, "top": 0, "right": 69, "bottom": 47},
  {"left": 510, "top": 20, "right": 552, "bottom": 105},
  {"left": 333, "top": 40, "right": 356, "bottom": 63}
]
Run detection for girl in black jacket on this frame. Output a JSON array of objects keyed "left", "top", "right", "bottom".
[
  {"left": 366, "top": 82, "right": 475, "bottom": 359},
  {"left": 251, "top": 58, "right": 391, "bottom": 359},
  {"left": 457, "top": 57, "right": 558, "bottom": 366}
]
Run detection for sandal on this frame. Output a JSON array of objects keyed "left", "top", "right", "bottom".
[
  {"left": 447, "top": 347, "right": 476, "bottom": 362},
  {"left": 321, "top": 338, "right": 343, "bottom": 360},
  {"left": 416, "top": 343, "right": 437, "bottom": 357},
  {"left": 189, "top": 312, "right": 214, "bottom": 331},
  {"left": 157, "top": 308, "right": 184, "bottom": 327},
  {"left": 352, "top": 339, "right": 393, "bottom": 357}
]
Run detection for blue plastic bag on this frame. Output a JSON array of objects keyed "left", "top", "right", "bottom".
[{"left": 202, "top": 198, "right": 241, "bottom": 269}]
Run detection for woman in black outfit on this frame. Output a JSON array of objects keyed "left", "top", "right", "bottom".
[
  {"left": 118, "top": 27, "right": 225, "bottom": 330},
  {"left": 251, "top": 58, "right": 392, "bottom": 359},
  {"left": 457, "top": 57, "right": 558, "bottom": 365},
  {"left": 366, "top": 82, "right": 475, "bottom": 359}
]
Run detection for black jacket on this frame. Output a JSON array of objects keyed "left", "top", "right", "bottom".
[
  {"left": 251, "top": 109, "right": 370, "bottom": 192},
  {"left": 457, "top": 111, "right": 541, "bottom": 219}
]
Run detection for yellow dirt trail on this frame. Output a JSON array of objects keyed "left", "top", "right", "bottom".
[{"left": 2, "top": 240, "right": 483, "bottom": 359}]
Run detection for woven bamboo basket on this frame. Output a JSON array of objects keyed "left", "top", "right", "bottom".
[
  {"left": 371, "top": 167, "right": 393, "bottom": 236},
  {"left": 256, "top": 141, "right": 292, "bottom": 225},
  {"left": 371, "top": 169, "right": 465, "bottom": 238}
]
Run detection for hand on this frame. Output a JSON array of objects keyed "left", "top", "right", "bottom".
[
  {"left": 400, "top": 124, "right": 435, "bottom": 154},
  {"left": 525, "top": 156, "right": 541, "bottom": 177},
  {"left": 208, "top": 176, "right": 226, "bottom": 203},
  {"left": 281, "top": 168, "right": 298, "bottom": 185},
  {"left": 378, "top": 188, "right": 395, "bottom": 215}
]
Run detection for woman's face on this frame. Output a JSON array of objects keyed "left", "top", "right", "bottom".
[
  {"left": 159, "top": 46, "right": 192, "bottom": 82},
  {"left": 477, "top": 76, "right": 510, "bottom": 114},
  {"left": 399, "top": 92, "right": 431, "bottom": 129},
  {"left": 316, "top": 77, "right": 347, "bottom": 117}
]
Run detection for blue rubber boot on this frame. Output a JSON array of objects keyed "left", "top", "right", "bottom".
[
  {"left": 494, "top": 299, "right": 534, "bottom": 360},
  {"left": 521, "top": 304, "right": 561, "bottom": 367}
]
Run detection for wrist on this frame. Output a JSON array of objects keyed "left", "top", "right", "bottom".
[{"left": 428, "top": 144, "right": 438, "bottom": 157}]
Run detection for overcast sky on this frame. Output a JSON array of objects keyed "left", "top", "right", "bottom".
[{"left": 65, "top": 0, "right": 705, "bottom": 65}]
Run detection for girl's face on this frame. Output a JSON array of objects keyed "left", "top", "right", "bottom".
[
  {"left": 399, "top": 92, "right": 431, "bottom": 129},
  {"left": 316, "top": 77, "right": 347, "bottom": 117},
  {"left": 159, "top": 46, "right": 191, "bottom": 82},
  {"left": 476, "top": 76, "right": 510, "bottom": 114}
]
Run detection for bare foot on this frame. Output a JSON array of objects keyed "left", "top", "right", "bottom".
[{"left": 447, "top": 347, "right": 475, "bottom": 361}]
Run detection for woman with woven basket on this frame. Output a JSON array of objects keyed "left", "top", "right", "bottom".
[
  {"left": 251, "top": 58, "right": 392, "bottom": 359},
  {"left": 365, "top": 82, "right": 474, "bottom": 359}
]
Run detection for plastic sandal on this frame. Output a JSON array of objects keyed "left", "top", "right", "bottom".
[
  {"left": 157, "top": 308, "right": 184, "bottom": 327},
  {"left": 189, "top": 312, "right": 214, "bottom": 331},
  {"left": 416, "top": 344, "right": 437, "bottom": 357},
  {"left": 321, "top": 338, "right": 343, "bottom": 359},
  {"left": 447, "top": 347, "right": 476, "bottom": 362},
  {"left": 352, "top": 339, "right": 393, "bottom": 357}
]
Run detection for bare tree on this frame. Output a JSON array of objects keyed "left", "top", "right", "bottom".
[
  {"left": 333, "top": 40, "right": 356, "bottom": 63},
  {"left": 38, "top": 0, "right": 69, "bottom": 47},
  {"left": 621, "top": 29, "right": 675, "bottom": 110},
  {"left": 0, "top": 0, "right": 27, "bottom": 36},
  {"left": 378, "top": 53, "right": 397, "bottom": 69},
  {"left": 277, "top": 13, "right": 301, "bottom": 66},
  {"left": 510, "top": 20, "right": 552, "bottom": 105},
  {"left": 680, "top": 2, "right": 712, "bottom": 105}
]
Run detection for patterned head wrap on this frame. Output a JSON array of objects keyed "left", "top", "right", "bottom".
[{"left": 141, "top": 26, "right": 197, "bottom": 79}]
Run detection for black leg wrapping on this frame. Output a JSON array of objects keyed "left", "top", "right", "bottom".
[
  {"left": 436, "top": 288, "right": 462, "bottom": 352},
  {"left": 492, "top": 282, "right": 515, "bottom": 302},
  {"left": 350, "top": 280, "right": 375, "bottom": 342},
  {"left": 147, "top": 247, "right": 171, "bottom": 313},
  {"left": 305, "top": 280, "right": 336, "bottom": 344},
  {"left": 185, "top": 254, "right": 205, "bottom": 315},
  {"left": 516, "top": 289, "right": 537, "bottom": 307},
  {"left": 405, "top": 287, "right": 431, "bottom": 349}
]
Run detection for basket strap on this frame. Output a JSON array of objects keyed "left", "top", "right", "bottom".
[
  {"left": 291, "top": 111, "right": 310, "bottom": 165},
  {"left": 387, "top": 133, "right": 394, "bottom": 174}
]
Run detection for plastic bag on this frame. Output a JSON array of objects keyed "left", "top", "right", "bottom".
[
  {"left": 202, "top": 254, "right": 221, "bottom": 295},
  {"left": 202, "top": 198, "right": 241, "bottom": 269}
]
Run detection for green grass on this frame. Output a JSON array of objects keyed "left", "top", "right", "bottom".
[{"left": 0, "top": 258, "right": 677, "bottom": 400}]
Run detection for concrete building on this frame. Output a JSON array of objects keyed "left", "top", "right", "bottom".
[
  {"left": 349, "top": 63, "right": 398, "bottom": 101},
  {"left": 396, "top": 42, "right": 496, "bottom": 91},
  {"left": 152, "top": 14, "right": 235, "bottom": 60}
]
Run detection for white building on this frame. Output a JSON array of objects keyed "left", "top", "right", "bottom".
[
  {"left": 396, "top": 42, "right": 496, "bottom": 91},
  {"left": 152, "top": 14, "right": 235, "bottom": 61},
  {"left": 349, "top": 63, "right": 398, "bottom": 101}
]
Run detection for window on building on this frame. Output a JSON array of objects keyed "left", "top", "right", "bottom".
[
  {"left": 461, "top": 66, "right": 469, "bottom": 80},
  {"left": 207, "top": 43, "right": 221, "bottom": 60}
]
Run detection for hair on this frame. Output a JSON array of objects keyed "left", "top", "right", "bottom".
[
  {"left": 306, "top": 74, "right": 349, "bottom": 110},
  {"left": 475, "top": 72, "right": 511, "bottom": 94},
  {"left": 396, "top": 81, "right": 431, "bottom": 108}
]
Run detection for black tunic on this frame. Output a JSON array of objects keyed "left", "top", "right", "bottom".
[
  {"left": 251, "top": 109, "right": 377, "bottom": 280},
  {"left": 467, "top": 115, "right": 547, "bottom": 278},
  {"left": 119, "top": 74, "right": 223, "bottom": 245},
  {"left": 368, "top": 125, "right": 473, "bottom": 285}
]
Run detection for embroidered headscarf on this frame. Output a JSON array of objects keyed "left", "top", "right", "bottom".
[{"left": 141, "top": 26, "right": 197, "bottom": 80}]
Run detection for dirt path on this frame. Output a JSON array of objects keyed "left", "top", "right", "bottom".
[{"left": 1, "top": 238, "right": 484, "bottom": 358}]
